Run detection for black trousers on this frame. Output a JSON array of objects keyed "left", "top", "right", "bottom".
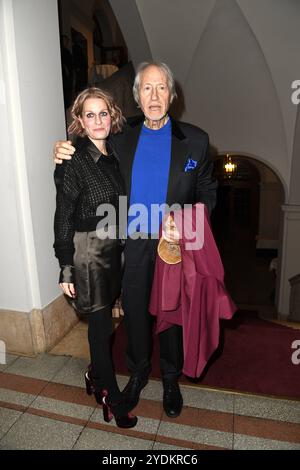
[
  {"left": 122, "top": 237, "right": 183, "bottom": 379},
  {"left": 87, "top": 306, "right": 122, "bottom": 402}
]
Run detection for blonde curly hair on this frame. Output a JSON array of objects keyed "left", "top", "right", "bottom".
[{"left": 68, "top": 87, "right": 125, "bottom": 136}]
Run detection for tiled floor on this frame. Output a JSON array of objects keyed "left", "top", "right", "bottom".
[{"left": 0, "top": 353, "right": 299, "bottom": 450}]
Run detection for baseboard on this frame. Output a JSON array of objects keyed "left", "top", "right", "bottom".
[{"left": 0, "top": 296, "right": 79, "bottom": 357}]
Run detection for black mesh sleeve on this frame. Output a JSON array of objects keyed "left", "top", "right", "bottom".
[{"left": 53, "top": 161, "right": 80, "bottom": 266}]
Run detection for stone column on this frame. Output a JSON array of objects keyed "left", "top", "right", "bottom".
[{"left": 0, "top": 0, "right": 77, "bottom": 356}]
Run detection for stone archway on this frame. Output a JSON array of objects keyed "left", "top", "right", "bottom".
[{"left": 212, "top": 154, "right": 285, "bottom": 312}]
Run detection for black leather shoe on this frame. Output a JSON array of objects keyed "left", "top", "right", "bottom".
[
  {"left": 122, "top": 375, "right": 148, "bottom": 410},
  {"left": 163, "top": 379, "right": 183, "bottom": 418}
]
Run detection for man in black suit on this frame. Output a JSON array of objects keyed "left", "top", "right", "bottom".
[{"left": 54, "top": 62, "right": 217, "bottom": 418}]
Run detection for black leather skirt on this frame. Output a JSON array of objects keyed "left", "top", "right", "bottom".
[{"left": 72, "top": 231, "right": 122, "bottom": 314}]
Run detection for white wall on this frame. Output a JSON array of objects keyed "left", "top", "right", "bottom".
[
  {"left": 290, "top": 104, "right": 300, "bottom": 204},
  {"left": 237, "top": 0, "right": 300, "bottom": 171},
  {"left": 183, "top": 0, "right": 289, "bottom": 187},
  {"left": 135, "top": 0, "right": 215, "bottom": 85},
  {"left": 0, "top": 43, "right": 29, "bottom": 311},
  {"left": 0, "top": 0, "right": 66, "bottom": 312}
]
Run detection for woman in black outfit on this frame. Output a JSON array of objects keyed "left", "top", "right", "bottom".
[{"left": 54, "top": 88, "right": 137, "bottom": 428}]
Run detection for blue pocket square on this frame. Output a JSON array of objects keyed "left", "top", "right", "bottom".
[{"left": 184, "top": 157, "right": 198, "bottom": 172}]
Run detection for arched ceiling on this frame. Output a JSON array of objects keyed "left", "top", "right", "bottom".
[{"left": 109, "top": 0, "right": 300, "bottom": 191}]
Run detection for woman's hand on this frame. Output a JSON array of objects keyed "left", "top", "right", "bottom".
[
  {"left": 59, "top": 282, "right": 76, "bottom": 298},
  {"left": 54, "top": 140, "right": 76, "bottom": 164}
]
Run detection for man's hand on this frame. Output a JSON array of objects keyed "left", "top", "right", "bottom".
[
  {"left": 162, "top": 215, "right": 180, "bottom": 244},
  {"left": 54, "top": 140, "right": 75, "bottom": 164}
]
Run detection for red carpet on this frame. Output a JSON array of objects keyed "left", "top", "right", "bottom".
[{"left": 112, "top": 311, "right": 300, "bottom": 399}]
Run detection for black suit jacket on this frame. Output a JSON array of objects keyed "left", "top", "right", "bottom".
[{"left": 109, "top": 115, "right": 217, "bottom": 214}]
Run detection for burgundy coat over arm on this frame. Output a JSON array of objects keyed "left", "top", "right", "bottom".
[{"left": 149, "top": 203, "right": 237, "bottom": 378}]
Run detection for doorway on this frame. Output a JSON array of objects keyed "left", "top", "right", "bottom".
[{"left": 212, "top": 155, "right": 284, "bottom": 309}]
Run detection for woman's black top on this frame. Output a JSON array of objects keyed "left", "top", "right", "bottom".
[{"left": 53, "top": 136, "right": 126, "bottom": 268}]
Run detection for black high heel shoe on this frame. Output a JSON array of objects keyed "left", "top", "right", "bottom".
[
  {"left": 84, "top": 366, "right": 102, "bottom": 405},
  {"left": 102, "top": 389, "right": 138, "bottom": 429}
]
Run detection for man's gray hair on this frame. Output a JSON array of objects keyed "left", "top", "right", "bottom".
[{"left": 133, "top": 61, "right": 177, "bottom": 106}]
